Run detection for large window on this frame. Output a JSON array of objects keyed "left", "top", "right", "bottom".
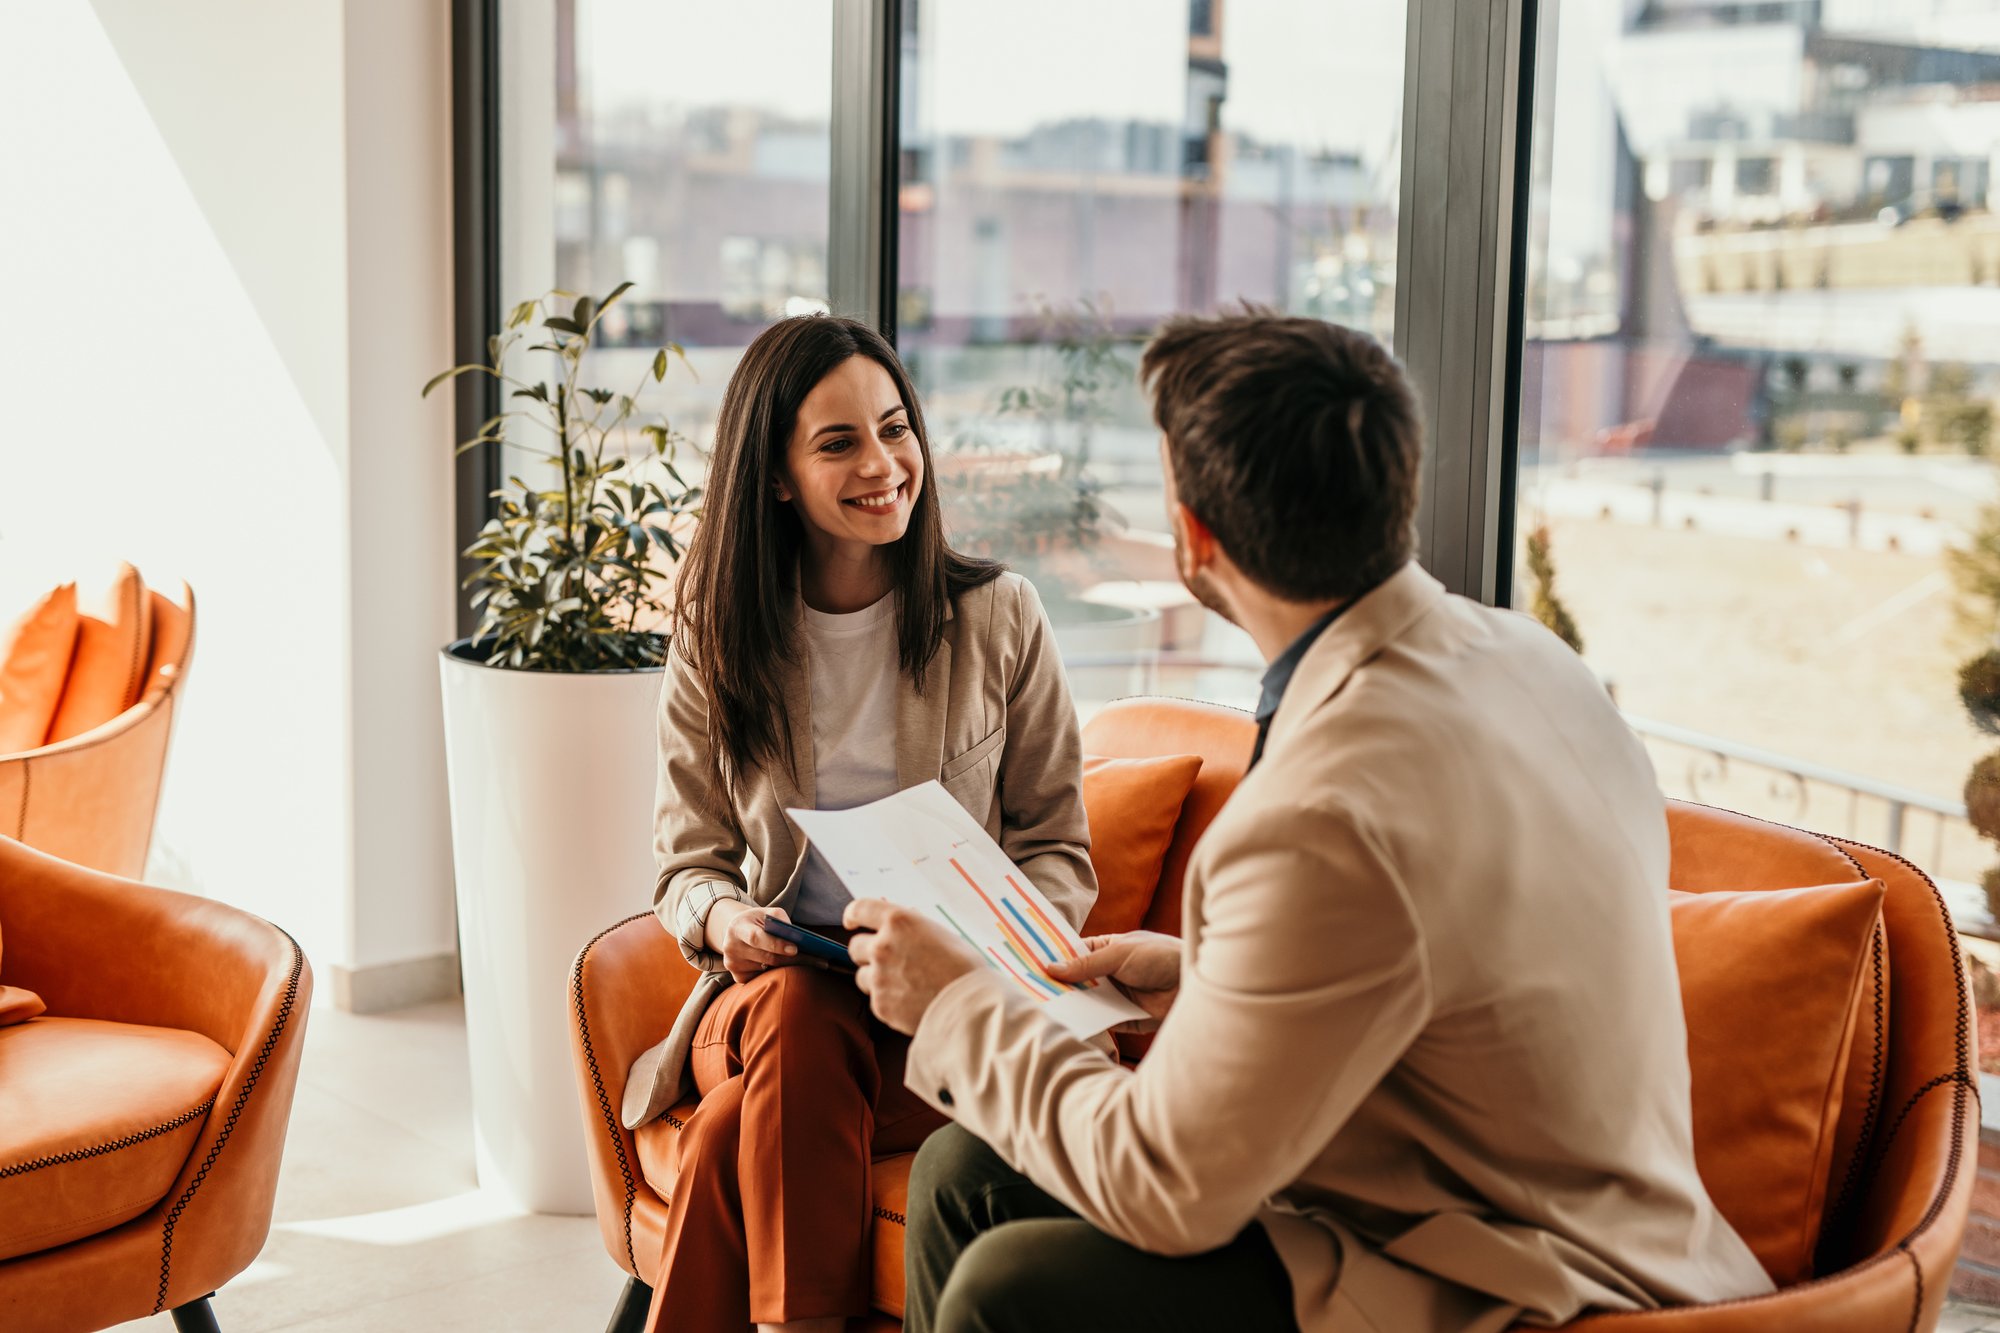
[
  {"left": 896, "top": 0, "right": 1407, "bottom": 715},
  {"left": 1514, "top": 0, "right": 1994, "bottom": 903},
  {"left": 555, "top": 0, "right": 833, "bottom": 443}
]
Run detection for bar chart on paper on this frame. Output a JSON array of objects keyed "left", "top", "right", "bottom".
[{"left": 789, "top": 782, "right": 1146, "bottom": 1038}]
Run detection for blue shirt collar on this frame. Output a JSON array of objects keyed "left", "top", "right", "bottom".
[{"left": 1254, "top": 600, "right": 1352, "bottom": 727}]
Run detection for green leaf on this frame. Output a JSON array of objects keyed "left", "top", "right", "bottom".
[
  {"left": 544, "top": 316, "right": 584, "bottom": 335},
  {"left": 652, "top": 350, "right": 669, "bottom": 382},
  {"left": 572, "top": 296, "right": 595, "bottom": 329},
  {"left": 422, "top": 364, "right": 487, "bottom": 398},
  {"left": 600, "top": 281, "right": 634, "bottom": 313},
  {"left": 507, "top": 300, "right": 538, "bottom": 329}
]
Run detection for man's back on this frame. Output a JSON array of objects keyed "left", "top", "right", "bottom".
[{"left": 1211, "top": 562, "right": 1772, "bottom": 1328}]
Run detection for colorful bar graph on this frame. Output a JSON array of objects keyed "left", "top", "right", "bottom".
[
  {"left": 1003, "top": 900, "right": 1061, "bottom": 964},
  {"left": 952, "top": 859, "right": 1048, "bottom": 970},
  {"left": 989, "top": 946, "right": 1060, "bottom": 999},
  {"left": 1012, "top": 878, "right": 1080, "bottom": 961},
  {"left": 951, "top": 857, "right": 1079, "bottom": 995}
]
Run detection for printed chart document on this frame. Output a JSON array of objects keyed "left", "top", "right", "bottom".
[{"left": 790, "top": 781, "right": 1147, "bottom": 1038}]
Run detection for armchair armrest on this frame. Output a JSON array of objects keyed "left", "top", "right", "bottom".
[
  {"left": 569, "top": 912, "right": 703, "bottom": 1275},
  {"left": 0, "top": 687, "right": 179, "bottom": 880}
]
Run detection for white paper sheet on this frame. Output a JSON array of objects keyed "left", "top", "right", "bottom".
[{"left": 789, "top": 781, "right": 1148, "bottom": 1038}]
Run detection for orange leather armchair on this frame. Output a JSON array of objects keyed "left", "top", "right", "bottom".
[
  {"left": 0, "top": 835, "right": 311, "bottom": 1333},
  {"left": 0, "top": 579, "right": 194, "bottom": 880},
  {"left": 569, "top": 697, "right": 1975, "bottom": 1333}
]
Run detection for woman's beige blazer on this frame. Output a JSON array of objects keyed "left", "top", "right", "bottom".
[{"left": 621, "top": 571, "right": 1097, "bottom": 1128}]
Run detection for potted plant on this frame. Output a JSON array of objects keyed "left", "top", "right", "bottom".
[
  {"left": 941, "top": 299, "right": 1163, "bottom": 695},
  {"left": 423, "top": 284, "right": 699, "bottom": 1214}
]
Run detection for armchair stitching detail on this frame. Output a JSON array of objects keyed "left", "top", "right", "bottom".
[
  {"left": 0, "top": 1099, "right": 216, "bottom": 1178},
  {"left": 1817, "top": 834, "right": 1976, "bottom": 1284},
  {"left": 13, "top": 759, "right": 27, "bottom": 838},
  {"left": 573, "top": 912, "right": 652, "bottom": 1275},
  {"left": 873, "top": 1205, "right": 905, "bottom": 1227},
  {"left": 1817, "top": 923, "right": 1888, "bottom": 1272},
  {"left": 151, "top": 933, "right": 305, "bottom": 1315}
]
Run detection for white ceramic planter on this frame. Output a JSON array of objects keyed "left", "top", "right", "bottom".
[{"left": 439, "top": 645, "right": 662, "bottom": 1215}]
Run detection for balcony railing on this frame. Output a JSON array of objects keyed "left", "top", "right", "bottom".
[{"left": 1620, "top": 715, "right": 1989, "bottom": 939}]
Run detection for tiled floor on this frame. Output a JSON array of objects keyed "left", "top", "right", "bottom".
[
  {"left": 109, "top": 999, "right": 624, "bottom": 1333},
  {"left": 99, "top": 995, "right": 2000, "bottom": 1331}
]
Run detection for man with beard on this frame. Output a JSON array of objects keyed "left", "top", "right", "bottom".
[{"left": 841, "top": 312, "right": 1773, "bottom": 1333}]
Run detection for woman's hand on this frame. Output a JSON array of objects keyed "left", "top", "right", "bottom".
[
  {"left": 704, "top": 900, "right": 802, "bottom": 984},
  {"left": 1044, "top": 930, "right": 1182, "bottom": 1022}
]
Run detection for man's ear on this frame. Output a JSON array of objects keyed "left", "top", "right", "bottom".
[{"left": 1171, "top": 500, "right": 1217, "bottom": 570}]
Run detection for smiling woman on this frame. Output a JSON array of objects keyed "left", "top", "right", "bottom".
[
  {"left": 625, "top": 313, "right": 1101, "bottom": 1333},
  {"left": 776, "top": 357, "right": 926, "bottom": 602},
  {"left": 671, "top": 316, "right": 1001, "bottom": 781}
]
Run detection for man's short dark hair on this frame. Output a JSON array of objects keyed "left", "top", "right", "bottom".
[{"left": 1140, "top": 311, "right": 1423, "bottom": 602}]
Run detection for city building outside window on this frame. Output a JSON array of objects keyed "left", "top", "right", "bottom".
[{"left": 1515, "top": 0, "right": 1999, "bottom": 975}]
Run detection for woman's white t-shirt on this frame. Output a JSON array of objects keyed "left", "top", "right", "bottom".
[{"left": 793, "top": 592, "right": 901, "bottom": 926}]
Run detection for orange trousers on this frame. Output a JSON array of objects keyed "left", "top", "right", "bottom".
[{"left": 645, "top": 962, "right": 947, "bottom": 1332}]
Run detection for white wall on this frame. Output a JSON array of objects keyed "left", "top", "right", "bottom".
[
  {"left": 341, "top": 0, "right": 460, "bottom": 982},
  {"left": 0, "top": 0, "right": 457, "bottom": 1000}
]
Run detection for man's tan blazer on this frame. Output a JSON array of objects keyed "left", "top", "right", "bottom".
[
  {"left": 622, "top": 571, "right": 1097, "bottom": 1128},
  {"left": 905, "top": 562, "right": 1774, "bottom": 1332}
]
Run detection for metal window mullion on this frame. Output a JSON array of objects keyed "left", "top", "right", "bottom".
[
  {"left": 1394, "top": 0, "right": 1534, "bottom": 606},
  {"left": 829, "top": 0, "right": 900, "bottom": 338},
  {"left": 451, "top": 0, "right": 502, "bottom": 640},
  {"left": 1398, "top": 0, "right": 1454, "bottom": 567}
]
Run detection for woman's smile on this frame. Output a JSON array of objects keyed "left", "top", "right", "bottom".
[{"left": 844, "top": 483, "right": 906, "bottom": 512}]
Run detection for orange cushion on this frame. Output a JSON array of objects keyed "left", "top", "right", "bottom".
[
  {"left": 47, "top": 563, "right": 152, "bottom": 743},
  {"left": 0, "top": 985, "right": 44, "bottom": 1027},
  {"left": 1671, "top": 879, "right": 1885, "bottom": 1286},
  {"left": 1079, "top": 753, "right": 1204, "bottom": 937},
  {"left": 0, "top": 1016, "right": 228, "bottom": 1260},
  {"left": 0, "top": 583, "right": 79, "bottom": 753},
  {"left": 0, "top": 899, "right": 43, "bottom": 1028}
]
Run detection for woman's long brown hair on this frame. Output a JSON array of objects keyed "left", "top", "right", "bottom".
[{"left": 674, "top": 315, "right": 1002, "bottom": 785}]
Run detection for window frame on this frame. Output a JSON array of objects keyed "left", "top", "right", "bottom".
[{"left": 454, "top": 0, "right": 1539, "bottom": 618}]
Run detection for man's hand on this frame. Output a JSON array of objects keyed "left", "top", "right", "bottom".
[
  {"left": 1045, "top": 930, "right": 1182, "bottom": 1022},
  {"left": 705, "top": 900, "right": 802, "bottom": 985},
  {"left": 844, "top": 898, "right": 982, "bottom": 1034}
]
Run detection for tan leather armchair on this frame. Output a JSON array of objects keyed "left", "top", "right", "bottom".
[
  {"left": 570, "top": 697, "right": 1975, "bottom": 1333},
  {"left": 0, "top": 834, "right": 311, "bottom": 1333},
  {"left": 0, "top": 580, "right": 194, "bottom": 880}
]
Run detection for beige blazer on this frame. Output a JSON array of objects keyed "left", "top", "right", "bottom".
[
  {"left": 622, "top": 571, "right": 1097, "bottom": 1128},
  {"left": 905, "top": 563, "right": 1774, "bottom": 1333}
]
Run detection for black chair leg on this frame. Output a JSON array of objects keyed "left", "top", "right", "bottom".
[
  {"left": 606, "top": 1275, "right": 653, "bottom": 1333},
  {"left": 170, "top": 1295, "right": 222, "bottom": 1333}
]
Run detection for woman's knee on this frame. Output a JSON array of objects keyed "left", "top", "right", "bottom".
[
  {"left": 743, "top": 964, "right": 867, "bottom": 1034},
  {"left": 735, "top": 966, "right": 877, "bottom": 1091},
  {"left": 677, "top": 1078, "right": 746, "bottom": 1164}
]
